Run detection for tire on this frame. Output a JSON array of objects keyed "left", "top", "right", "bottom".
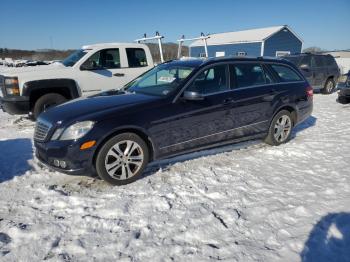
[
  {"left": 33, "top": 93, "right": 67, "bottom": 119},
  {"left": 95, "top": 133, "right": 149, "bottom": 185},
  {"left": 265, "top": 110, "right": 293, "bottom": 146},
  {"left": 322, "top": 78, "right": 335, "bottom": 94},
  {"left": 337, "top": 96, "right": 350, "bottom": 104}
]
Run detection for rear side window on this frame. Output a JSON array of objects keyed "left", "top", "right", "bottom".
[
  {"left": 312, "top": 56, "right": 324, "bottom": 67},
  {"left": 271, "top": 64, "right": 302, "bottom": 82},
  {"left": 299, "top": 56, "right": 311, "bottom": 67},
  {"left": 126, "top": 48, "right": 148, "bottom": 68},
  {"left": 233, "top": 64, "right": 270, "bottom": 88}
]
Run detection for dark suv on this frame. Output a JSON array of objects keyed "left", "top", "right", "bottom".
[
  {"left": 283, "top": 53, "right": 340, "bottom": 94},
  {"left": 34, "top": 57, "right": 313, "bottom": 185}
]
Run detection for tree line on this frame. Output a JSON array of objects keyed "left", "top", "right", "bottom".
[{"left": 0, "top": 43, "right": 189, "bottom": 63}]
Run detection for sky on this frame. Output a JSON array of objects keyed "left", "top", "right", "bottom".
[{"left": 0, "top": 0, "right": 349, "bottom": 51}]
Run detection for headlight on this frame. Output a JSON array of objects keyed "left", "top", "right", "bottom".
[
  {"left": 338, "top": 75, "right": 348, "bottom": 83},
  {"left": 5, "top": 77, "right": 20, "bottom": 95},
  {"left": 52, "top": 121, "right": 94, "bottom": 141}
]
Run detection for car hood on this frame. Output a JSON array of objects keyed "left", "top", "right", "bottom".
[
  {"left": 0, "top": 63, "right": 65, "bottom": 75},
  {"left": 39, "top": 92, "right": 160, "bottom": 124}
]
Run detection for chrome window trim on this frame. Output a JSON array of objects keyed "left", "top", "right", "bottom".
[
  {"left": 160, "top": 120, "right": 269, "bottom": 150},
  {"left": 173, "top": 60, "right": 306, "bottom": 103}
]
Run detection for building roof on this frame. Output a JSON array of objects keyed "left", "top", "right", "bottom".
[{"left": 190, "top": 25, "right": 302, "bottom": 47}]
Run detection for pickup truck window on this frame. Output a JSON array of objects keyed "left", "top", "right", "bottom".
[
  {"left": 62, "top": 49, "right": 89, "bottom": 67},
  {"left": 126, "top": 48, "right": 148, "bottom": 68},
  {"left": 84, "top": 49, "right": 121, "bottom": 69},
  {"left": 127, "top": 64, "right": 194, "bottom": 96}
]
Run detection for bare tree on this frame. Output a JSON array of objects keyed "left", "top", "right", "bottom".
[{"left": 303, "top": 46, "right": 324, "bottom": 54}]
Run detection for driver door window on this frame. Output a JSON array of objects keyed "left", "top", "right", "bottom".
[
  {"left": 187, "top": 65, "right": 229, "bottom": 95},
  {"left": 84, "top": 48, "right": 120, "bottom": 69}
]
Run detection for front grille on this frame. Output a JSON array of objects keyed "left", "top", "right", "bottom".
[{"left": 34, "top": 119, "right": 52, "bottom": 142}]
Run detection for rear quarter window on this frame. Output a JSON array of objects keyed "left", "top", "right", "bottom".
[
  {"left": 271, "top": 64, "right": 303, "bottom": 82},
  {"left": 323, "top": 55, "right": 337, "bottom": 66}
]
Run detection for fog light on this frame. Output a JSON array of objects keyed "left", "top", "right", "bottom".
[
  {"left": 59, "top": 161, "right": 67, "bottom": 169},
  {"left": 53, "top": 159, "right": 60, "bottom": 167}
]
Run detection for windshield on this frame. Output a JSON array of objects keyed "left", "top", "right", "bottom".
[
  {"left": 126, "top": 64, "right": 195, "bottom": 96},
  {"left": 62, "top": 49, "right": 89, "bottom": 67}
]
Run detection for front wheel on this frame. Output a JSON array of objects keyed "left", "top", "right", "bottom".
[
  {"left": 265, "top": 110, "right": 293, "bottom": 146},
  {"left": 95, "top": 133, "right": 149, "bottom": 185},
  {"left": 32, "top": 93, "right": 67, "bottom": 119}
]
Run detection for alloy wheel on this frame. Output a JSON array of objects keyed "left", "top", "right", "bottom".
[
  {"left": 105, "top": 140, "right": 144, "bottom": 180},
  {"left": 326, "top": 81, "right": 334, "bottom": 93},
  {"left": 274, "top": 115, "right": 292, "bottom": 143}
]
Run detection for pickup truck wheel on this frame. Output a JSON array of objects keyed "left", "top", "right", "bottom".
[
  {"left": 33, "top": 93, "right": 67, "bottom": 119},
  {"left": 95, "top": 133, "right": 149, "bottom": 185},
  {"left": 322, "top": 78, "right": 335, "bottom": 94},
  {"left": 265, "top": 110, "right": 293, "bottom": 146}
]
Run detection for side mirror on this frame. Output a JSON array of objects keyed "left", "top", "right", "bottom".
[
  {"left": 80, "top": 61, "right": 98, "bottom": 71},
  {"left": 300, "top": 64, "right": 310, "bottom": 72},
  {"left": 183, "top": 91, "right": 204, "bottom": 101}
]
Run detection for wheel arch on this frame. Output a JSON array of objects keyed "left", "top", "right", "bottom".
[
  {"left": 22, "top": 79, "right": 80, "bottom": 109},
  {"left": 272, "top": 104, "right": 297, "bottom": 126},
  {"left": 92, "top": 126, "right": 156, "bottom": 167}
]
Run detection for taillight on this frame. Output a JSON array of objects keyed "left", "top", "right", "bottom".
[{"left": 306, "top": 86, "right": 313, "bottom": 98}]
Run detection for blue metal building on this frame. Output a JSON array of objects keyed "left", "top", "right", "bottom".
[{"left": 189, "top": 25, "right": 303, "bottom": 58}]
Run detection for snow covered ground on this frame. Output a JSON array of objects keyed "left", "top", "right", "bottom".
[{"left": 0, "top": 93, "right": 349, "bottom": 262}]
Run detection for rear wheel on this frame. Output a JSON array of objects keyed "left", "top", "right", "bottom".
[
  {"left": 265, "top": 110, "right": 293, "bottom": 146},
  {"left": 95, "top": 133, "right": 149, "bottom": 185},
  {"left": 322, "top": 78, "right": 335, "bottom": 94},
  {"left": 32, "top": 93, "right": 67, "bottom": 119}
]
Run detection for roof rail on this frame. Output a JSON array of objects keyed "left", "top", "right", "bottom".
[
  {"left": 135, "top": 32, "right": 165, "bottom": 62},
  {"left": 177, "top": 33, "right": 210, "bottom": 59}
]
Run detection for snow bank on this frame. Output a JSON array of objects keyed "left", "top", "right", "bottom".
[{"left": 0, "top": 93, "right": 349, "bottom": 261}]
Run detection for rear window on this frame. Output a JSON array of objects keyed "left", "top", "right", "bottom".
[
  {"left": 233, "top": 63, "right": 272, "bottom": 88},
  {"left": 271, "top": 64, "right": 302, "bottom": 82}
]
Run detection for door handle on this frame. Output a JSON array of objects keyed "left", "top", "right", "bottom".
[
  {"left": 223, "top": 98, "right": 234, "bottom": 104},
  {"left": 263, "top": 89, "right": 278, "bottom": 102},
  {"left": 269, "top": 88, "right": 278, "bottom": 94},
  {"left": 113, "top": 73, "right": 125, "bottom": 77}
]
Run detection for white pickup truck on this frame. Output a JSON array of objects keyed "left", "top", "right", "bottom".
[{"left": 0, "top": 42, "right": 154, "bottom": 119}]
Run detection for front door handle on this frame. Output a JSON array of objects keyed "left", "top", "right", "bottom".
[{"left": 114, "top": 73, "right": 125, "bottom": 77}]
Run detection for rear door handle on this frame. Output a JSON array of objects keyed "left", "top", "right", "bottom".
[
  {"left": 114, "top": 73, "right": 125, "bottom": 77},
  {"left": 263, "top": 89, "right": 278, "bottom": 102},
  {"left": 223, "top": 98, "right": 234, "bottom": 104}
]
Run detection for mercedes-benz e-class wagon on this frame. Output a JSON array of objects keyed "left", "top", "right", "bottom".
[{"left": 34, "top": 57, "right": 313, "bottom": 185}]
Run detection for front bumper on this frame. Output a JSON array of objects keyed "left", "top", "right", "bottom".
[
  {"left": 34, "top": 139, "right": 96, "bottom": 176},
  {"left": 0, "top": 96, "right": 30, "bottom": 115},
  {"left": 337, "top": 84, "right": 350, "bottom": 98}
]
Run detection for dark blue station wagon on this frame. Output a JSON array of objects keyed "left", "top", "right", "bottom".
[{"left": 34, "top": 57, "right": 313, "bottom": 185}]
